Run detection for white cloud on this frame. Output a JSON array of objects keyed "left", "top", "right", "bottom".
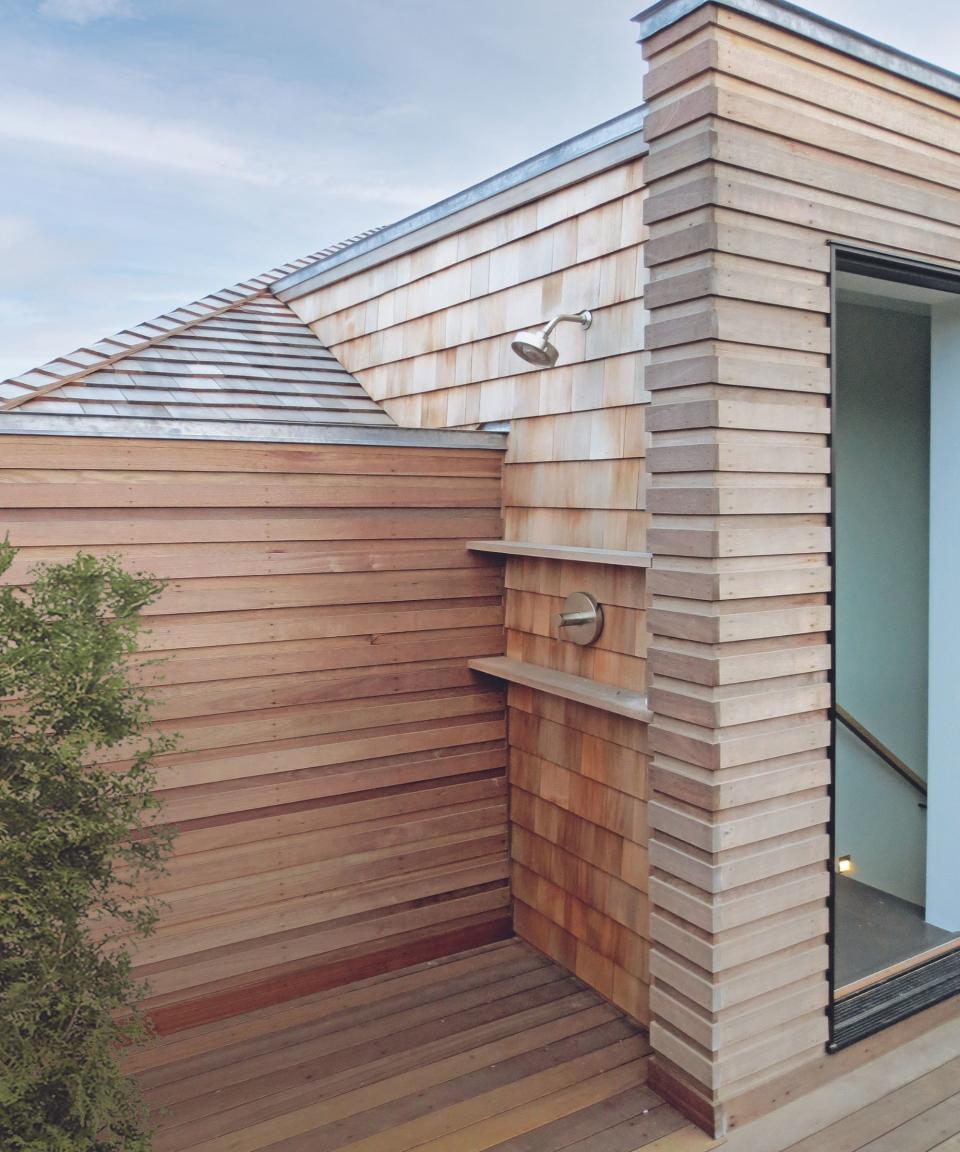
[
  {"left": 0, "top": 95, "right": 277, "bottom": 184},
  {"left": 38, "top": 0, "right": 132, "bottom": 23},
  {"left": 0, "top": 215, "right": 41, "bottom": 252},
  {"left": 0, "top": 215, "right": 82, "bottom": 289}
]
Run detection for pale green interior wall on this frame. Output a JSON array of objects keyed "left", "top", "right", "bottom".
[
  {"left": 925, "top": 302, "right": 960, "bottom": 930},
  {"left": 834, "top": 299, "right": 929, "bottom": 906}
]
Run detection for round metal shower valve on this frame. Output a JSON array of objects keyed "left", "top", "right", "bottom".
[{"left": 556, "top": 591, "right": 604, "bottom": 646}]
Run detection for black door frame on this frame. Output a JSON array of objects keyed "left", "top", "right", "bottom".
[{"left": 827, "top": 242, "right": 960, "bottom": 1050}]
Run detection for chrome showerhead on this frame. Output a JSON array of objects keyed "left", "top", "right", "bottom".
[
  {"left": 511, "top": 310, "right": 592, "bottom": 367},
  {"left": 511, "top": 328, "right": 560, "bottom": 368}
]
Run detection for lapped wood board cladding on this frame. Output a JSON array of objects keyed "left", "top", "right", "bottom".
[
  {"left": 639, "top": 2, "right": 960, "bottom": 1135},
  {"left": 288, "top": 158, "right": 654, "bottom": 1024},
  {"left": 0, "top": 434, "right": 509, "bottom": 1032}
]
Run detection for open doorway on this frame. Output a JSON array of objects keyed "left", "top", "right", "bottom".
[{"left": 831, "top": 248, "right": 960, "bottom": 1045}]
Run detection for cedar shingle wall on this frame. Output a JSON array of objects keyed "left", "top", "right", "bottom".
[
  {"left": 0, "top": 434, "right": 508, "bottom": 1031},
  {"left": 289, "top": 159, "right": 653, "bottom": 1023}
]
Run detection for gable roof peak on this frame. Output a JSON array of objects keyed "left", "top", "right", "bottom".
[{"left": 0, "top": 230, "right": 394, "bottom": 433}]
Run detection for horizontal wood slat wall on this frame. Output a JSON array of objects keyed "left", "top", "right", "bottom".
[
  {"left": 639, "top": 2, "right": 960, "bottom": 1135},
  {"left": 288, "top": 158, "right": 653, "bottom": 1024},
  {"left": 1, "top": 434, "right": 509, "bottom": 1032}
]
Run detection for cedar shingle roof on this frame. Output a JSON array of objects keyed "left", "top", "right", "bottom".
[{"left": 0, "top": 232, "right": 393, "bottom": 429}]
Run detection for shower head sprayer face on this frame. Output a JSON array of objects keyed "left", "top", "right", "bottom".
[
  {"left": 510, "top": 329, "right": 560, "bottom": 367},
  {"left": 510, "top": 309, "right": 592, "bottom": 367}
]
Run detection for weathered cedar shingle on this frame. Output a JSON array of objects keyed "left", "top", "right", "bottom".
[{"left": 0, "top": 231, "right": 392, "bottom": 429}]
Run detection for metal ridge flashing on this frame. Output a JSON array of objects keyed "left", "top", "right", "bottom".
[
  {"left": 272, "top": 105, "right": 646, "bottom": 300},
  {"left": 0, "top": 411, "right": 507, "bottom": 450},
  {"left": 632, "top": 0, "right": 960, "bottom": 101}
]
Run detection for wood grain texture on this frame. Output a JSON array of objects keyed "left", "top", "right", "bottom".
[
  {"left": 130, "top": 938, "right": 695, "bottom": 1152},
  {"left": 287, "top": 159, "right": 654, "bottom": 1024},
  {"left": 470, "top": 657, "right": 650, "bottom": 721},
  {"left": 0, "top": 434, "right": 508, "bottom": 1029},
  {"left": 639, "top": 3, "right": 960, "bottom": 1135},
  {"left": 721, "top": 1000, "right": 960, "bottom": 1151},
  {"left": 467, "top": 540, "right": 652, "bottom": 567},
  {"left": 160, "top": 940, "right": 957, "bottom": 1152}
]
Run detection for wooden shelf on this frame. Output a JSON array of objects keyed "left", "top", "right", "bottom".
[
  {"left": 467, "top": 540, "right": 652, "bottom": 567},
  {"left": 469, "top": 656, "right": 651, "bottom": 722}
]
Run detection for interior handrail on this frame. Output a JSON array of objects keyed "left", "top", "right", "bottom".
[{"left": 835, "top": 704, "right": 928, "bottom": 798}]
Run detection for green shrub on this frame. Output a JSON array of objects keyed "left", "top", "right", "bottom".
[{"left": 0, "top": 542, "right": 175, "bottom": 1151}]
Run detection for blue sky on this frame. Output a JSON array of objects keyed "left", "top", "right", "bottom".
[{"left": 0, "top": 0, "right": 956, "bottom": 380}]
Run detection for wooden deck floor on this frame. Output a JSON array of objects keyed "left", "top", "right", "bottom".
[
  {"left": 129, "top": 935, "right": 960, "bottom": 1152},
  {"left": 130, "top": 938, "right": 695, "bottom": 1152},
  {"left": 722, "top": 1002, "right": 960, "bottom": 1152}
]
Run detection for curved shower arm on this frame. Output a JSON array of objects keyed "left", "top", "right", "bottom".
[{"left": 540, "top": 310, "right": 593, "bottom": 338}]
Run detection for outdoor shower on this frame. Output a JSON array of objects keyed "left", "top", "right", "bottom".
[{"left": 510, "top": 310, "right": 592, "bottom": 367}]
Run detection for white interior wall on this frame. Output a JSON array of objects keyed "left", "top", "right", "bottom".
[{"left": 927, "top": 301, "right": 960, "bottom": 930}]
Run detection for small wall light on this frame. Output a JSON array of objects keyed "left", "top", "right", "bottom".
[{"left": 836, "top": 855, "right": 854, "bottom": 874}]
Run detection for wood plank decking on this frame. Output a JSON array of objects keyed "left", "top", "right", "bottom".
[
  {"left": 130, "top": 935, "right": 960, "bottom": 1152},
  {"left": 130, "top": 938, "right": 695, "bottom": 1152},
  {"left": 722, "top": 1006, "right": 960, "bottom": 1152}
]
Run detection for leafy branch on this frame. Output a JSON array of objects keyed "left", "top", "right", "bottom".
[{"left": 0, "top": 542, "right": 175, "bottom": 1151}]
